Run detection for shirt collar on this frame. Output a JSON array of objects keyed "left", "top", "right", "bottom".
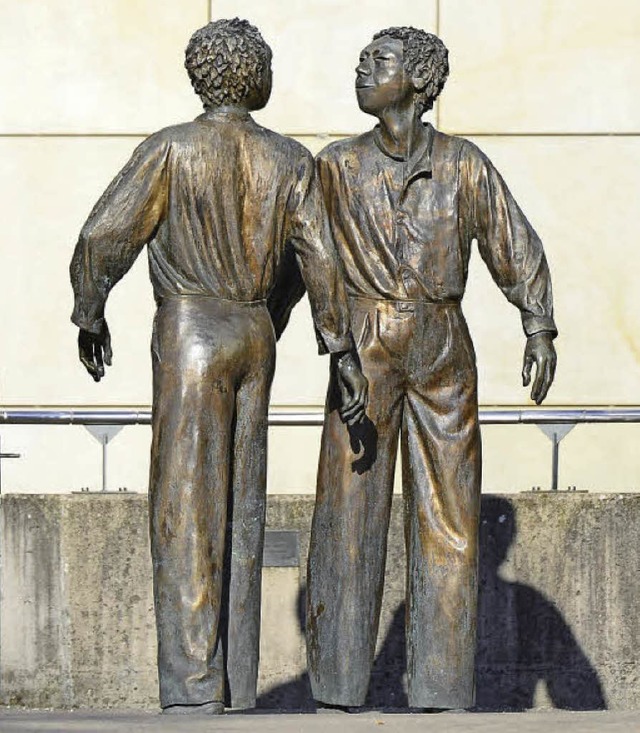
[
  {"left": 197, "top": 106, "right": 252, "bottom": 123},
  {"left": 373, "top": 122, "right": 434, "bottom": 181}
]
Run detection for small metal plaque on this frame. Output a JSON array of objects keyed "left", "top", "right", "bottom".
[{"left": 263, "top": 530, "right": 299, "bottom": 567}]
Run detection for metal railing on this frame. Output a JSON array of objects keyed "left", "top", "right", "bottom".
[
  {"left": 1, "top": 407, "right": 639, "bottom": 493},
  {"left": 3, "top": 406, "right": 640, "bottom": 426}
]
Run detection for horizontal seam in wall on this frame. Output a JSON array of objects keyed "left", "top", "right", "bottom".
[
  {"left": 0, "top": 133, "right": 148, "bottom": 138},
  {"left": 1, "top": 132, "right": 640, "bottom": 139},
  {"left": 295, "top": 132, "right": 640, "bottom": 139}
]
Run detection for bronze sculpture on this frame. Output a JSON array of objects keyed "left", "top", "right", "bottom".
[
  {"left": 306, "top": 27, "right": 557, "bottom": 711},
  {"left": 69, "top": 18, "right": 367, "bottom": 715}
]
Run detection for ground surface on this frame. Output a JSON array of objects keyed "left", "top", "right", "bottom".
[{"left": 0, "top": 709, "right": 638, "bottom": 733}]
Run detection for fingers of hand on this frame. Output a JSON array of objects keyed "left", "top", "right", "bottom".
[
  {"left": 531, "top": 356, "right": 555, "bottom": 404},
  {"left": 338, "top": 378, "right": 368, "bottom": 425},
  {"left": 531, "top": 358, "right": 544, "bottom": 403},
  {"left": 536, "top": 359, "right": 555, "bottom": 404},
  {"left": 78, "top": 330, "right": 108, "bottom": 381},
  {"left": 94, "top": 342, "right": 105, "bottom": 379},
  {"left": 340, "top": 401, "right": 365, "bottom": 423},
  {"left": 103, "top": 332, "right": 113, "bottom": 366},
  {"left": 522, "top": 353, "right": 534, "bottom": 386},
  {"left": 79, "top": 351, "right": 101, "bottom": 382}
]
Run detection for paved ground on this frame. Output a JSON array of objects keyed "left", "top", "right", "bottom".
[{"left": 0, "top": 709, "right": 638, "bottom": 733}]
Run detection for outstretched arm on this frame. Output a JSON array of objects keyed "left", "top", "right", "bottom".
[
  {"left": 70, "top": 134, "right": 169, "bottom": 381},
  {"left": 462, "top": 142, "right": 558, "bottom": 404}
]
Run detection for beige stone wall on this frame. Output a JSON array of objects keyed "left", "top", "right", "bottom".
[{"left": 1, "top": 1, "right": 639, "bottom": 493}]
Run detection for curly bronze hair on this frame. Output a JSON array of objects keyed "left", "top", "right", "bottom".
[
  {"left": 373, "top": 26, "right": 449, "bottom": 114},
  {"left": 185, "top": 18, "right": 272, "bottom": 109}
]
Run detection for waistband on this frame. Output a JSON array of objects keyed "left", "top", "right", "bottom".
[
  {"left": 348, "top": 295, "right": 460, "bottom": 312},
  {"left": 159, "top": 294, "right": 267, "bottom": 308}
]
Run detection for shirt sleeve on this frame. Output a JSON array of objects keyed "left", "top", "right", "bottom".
[
  {"left": 70, "top": 133, "right": 170, "bottom": 334},
  {"left": 284, "top": 152, "right": 353, "bottom": 355},
  {"left": 460, "top": 141, "right": 557, "bottom": 338}
]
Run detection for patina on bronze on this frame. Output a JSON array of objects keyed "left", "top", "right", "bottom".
[
  {"left": 69, "top": 18, "right": 367, "bottom": 715},
  {"left": 306, "top": 27, "right": 557, "bottom": 710}
]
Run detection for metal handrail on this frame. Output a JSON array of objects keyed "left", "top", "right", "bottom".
[
  {"left": 1, "top": 407, "right": 640, "bottom": 426},
  {"left": 1, "top": 407, "right": 639, "bottom": 493}
]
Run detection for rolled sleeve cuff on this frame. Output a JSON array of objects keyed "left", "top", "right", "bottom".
[
  {"left": 315, "top": 331, "right": 354, "bottom": 356},
  {"left": 71, "top": 302, "right": 105, "bottom": 335},
  {"left": 522, "top": 313, "right": 558, "bottom": 339}
]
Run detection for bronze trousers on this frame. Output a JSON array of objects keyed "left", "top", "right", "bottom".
[
  {"left": 148, "top": 296, "right": 275, "bottom": 709},
  {"left": 307, "top": 298, "right": 481, "bottom": 709}
]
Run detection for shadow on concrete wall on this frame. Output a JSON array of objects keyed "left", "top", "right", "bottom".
[
  {"left": 256, "top": 587, "right": 314, "bottom": 710},
  {"left": 258, "top": 496, "right": 606, "bottom": 712},
  {"left": 474, "top": 496, "right": 606, "bottom": 712}
]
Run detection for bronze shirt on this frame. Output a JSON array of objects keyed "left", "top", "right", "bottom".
[
  {"left": 70, "top": 109, "right": 352, "bottom": 354},
  {"left": 316, "top": 122, "right": 557, "bottom": 338}
]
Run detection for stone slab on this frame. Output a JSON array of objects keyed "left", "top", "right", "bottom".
[{"left": 1, "top": 493, "right": 639, "bottom": 711}]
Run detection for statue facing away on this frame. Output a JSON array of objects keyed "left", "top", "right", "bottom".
[
  {"left": 69, "top": 18, "right": 366, "bottom": 715},
  {"left": 306, "top": 27, "right": 557, "bottom": 711}
]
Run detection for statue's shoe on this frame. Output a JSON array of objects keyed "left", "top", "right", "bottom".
[{"left": 162, "top": 701, "right": 225, "bottom": 715}]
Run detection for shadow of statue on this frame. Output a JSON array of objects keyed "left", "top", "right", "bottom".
[
  {"left": 258, "top": 497, "right": 606, "bottom": 711},
  {"left": 256, "top": 584, "right": 407, "bottom": 710},
  {"left": 474, "top": 496, "right": 606, "bottom": 711},
  {"left": 365, "top": 602, "right": 408, "bottom": 708},
  {"left": 256, "top": 586, "right": 315, "bottom": 710}
]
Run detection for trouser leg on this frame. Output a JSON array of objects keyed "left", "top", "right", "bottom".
[
  {"left": 149, "top": 308, "right": 234, "bottom": 708},
  {"left": 402, "top": 306, "right": 481, "bottom": 709},
  {"left": 224, "top": 320, "right": 275, "bottom": 709},
  {"left": 148, "top": 298, "right": 274, "bottom": 709},
  {"left": 307, "top": 305, "right": 404, "bottom": 706}
]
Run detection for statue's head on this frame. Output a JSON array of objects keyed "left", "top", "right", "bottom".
[
  {"left": 356, "top": 26, "right": 449, "bottom": 118},
  {"left": 185, "top": 18, "right": 272, "bottom": 112}
]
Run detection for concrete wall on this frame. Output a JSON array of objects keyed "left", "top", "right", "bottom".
[
  {"left": 0, "top": 2, "right": 640, "bottom": 494},
  {"left": 1, "top": 493, "right": 637, "bottom": 711}
]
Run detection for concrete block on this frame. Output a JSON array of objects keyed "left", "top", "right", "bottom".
[
  {"left": 0, "top": 496, "right": 69, "bottom": 707},
  {"left": 1, "top": 493, "right": 638, "bottom": 711}
]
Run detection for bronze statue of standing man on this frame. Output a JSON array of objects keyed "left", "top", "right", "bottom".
[
  {"left": 70, "top": 18, "right": 366, "bottom": 715},
  {"left": 307, "top": 27, "right": 557, "bottom": 711}
]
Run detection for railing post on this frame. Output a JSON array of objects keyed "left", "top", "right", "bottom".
[
  {"left": 84, "top": 425, "right": 124, "bottom": 493},
  {"left": 537, "top": 423, "right": 576, "bottom": 492}
]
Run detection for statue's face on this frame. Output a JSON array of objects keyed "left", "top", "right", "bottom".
[{"left": 355, "top": 36, "right": 412, "bottom": 116}]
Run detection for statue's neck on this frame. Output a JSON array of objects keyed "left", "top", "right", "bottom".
[
  {"left": 204, "top": 104, "right": 252, "bottom": 119},
  {"left": 376, "top": 104, "right": 423, "bottom": 160}
]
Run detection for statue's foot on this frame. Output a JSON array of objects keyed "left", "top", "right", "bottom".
[{"left": 162, "top": 701, "right": 224, "bottom": 715}]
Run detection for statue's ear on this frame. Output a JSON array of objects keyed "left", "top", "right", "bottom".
[{"left": 412, "top": 76, "right": 428, "bottom": 92}]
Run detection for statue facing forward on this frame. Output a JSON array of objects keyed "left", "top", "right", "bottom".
[
  {"left": 70, "top": 18, "right": 366, "bottom": 715},
  {"left": 306, "top": 27, "right": 557, "bottom": 711}
]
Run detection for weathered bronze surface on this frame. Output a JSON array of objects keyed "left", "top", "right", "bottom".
[
  {"left": 306, "top": 27, "right": 558, "bottom": 710},
  {"left": 69, "top": 19, "right": 366, "bottom": 713}
]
